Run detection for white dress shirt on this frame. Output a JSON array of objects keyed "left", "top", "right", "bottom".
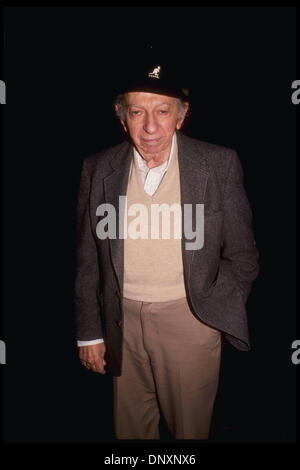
[{"left": 77, "top": 133, "right": 176, "bottom": 347}]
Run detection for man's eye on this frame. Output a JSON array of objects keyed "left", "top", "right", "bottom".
[
  {"left": 159, "top": 109, "right": 168, "bottom": 114},
  {"left": 131, "top": 110, "right": 141, "bottom": 116}
]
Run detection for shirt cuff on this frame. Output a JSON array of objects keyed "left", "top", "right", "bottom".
[{"left": 77, "top": 338, "right": 104, "bottom": 347}]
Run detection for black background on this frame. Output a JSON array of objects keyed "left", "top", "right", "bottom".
[{"left": 2, "top": 5, "right": 296, "bottom": 445}]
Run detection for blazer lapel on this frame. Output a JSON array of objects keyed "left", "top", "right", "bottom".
[
  {"left": 103, "top": 142, "right": 133, "bottom": 294},
  {"left": 176, "top": 131, "right": 209, "bottom": 282}
]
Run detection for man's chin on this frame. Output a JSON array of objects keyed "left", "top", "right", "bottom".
[
  {"left": 140, "top": 139, "right": 163, "bottom": 150},
  {"left": 138, "top": 141, "right": 166, "bottom": 155}
]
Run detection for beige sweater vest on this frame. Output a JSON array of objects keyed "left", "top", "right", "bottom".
[{"left": 123, "top": 136, "right": 186, "bottom": 302}]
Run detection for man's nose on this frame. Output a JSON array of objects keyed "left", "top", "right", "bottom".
[{"left": 143, "top": 112, "right": 158, "bottom": 133}]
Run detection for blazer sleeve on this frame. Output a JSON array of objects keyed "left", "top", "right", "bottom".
[
  {"left": 74, "top": 158, "right": 103, "bottom": 341},
  {"left": 220, "top": 150, "right": 260, "bottom": 303}
]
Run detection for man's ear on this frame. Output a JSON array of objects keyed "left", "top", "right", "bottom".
[{"left": 176, "top": 102, "right": 189, "bottom": 130}]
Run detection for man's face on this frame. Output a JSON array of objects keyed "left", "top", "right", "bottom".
[{"left": 118, "top": 92, "right": 188, "bottom": 159}]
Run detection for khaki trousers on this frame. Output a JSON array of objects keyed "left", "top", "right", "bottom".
[{"left": 113, "top": 297, "right": 221, "bottom": 440}]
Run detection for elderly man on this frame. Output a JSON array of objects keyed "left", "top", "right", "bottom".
[{"left": 74, "top": 59, "right": 259, "bottom": 440}]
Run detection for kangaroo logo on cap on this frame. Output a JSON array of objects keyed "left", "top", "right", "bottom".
[{"left": 148, "top": 65, "right": 161, "bottom": 79}]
